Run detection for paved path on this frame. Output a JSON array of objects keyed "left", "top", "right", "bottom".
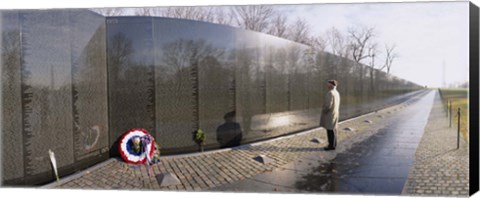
[
  {"left": 401, "top": 91, "right": 469, "bottom": 196},
  {"left": 47, "top": 90, "right": 434, "bottom": 194},
  {"left": 211, "top": 90, "right": 435, "bottom": 195}
]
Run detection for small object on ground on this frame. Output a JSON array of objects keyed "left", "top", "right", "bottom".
[
  {"left": 343, "top": 127, "right": 355, "bottom": 132},
  {"left": 155, "top": 172, "right": 181, "bottom": 187},
  {"left": 253, "top": 155, "right": 274, "bottom": 164},
  {"left": 364, "top": 120, "right": 373, "bottom": 124},
  {"left": 311, "top": 137, "right": 324, "bottom": 144},
  {"left": 320, "top": 184, "right": 328, "bottom": 190},
  {"left": 378, "top": 115, "right": 384, "bottom": 118},
  {"left": 48, "top": 149, "right": 60, "bottom": 184},
  {"left": 192, "top": 129, "right": 206, "bottom": 152}
]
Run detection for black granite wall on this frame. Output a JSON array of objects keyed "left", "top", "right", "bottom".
[
  {"left": 1, "top": 11, "right": 421, "bottom": 185},
  {"left": 1, "top": 10, "right": 108, "bottom": 185}
]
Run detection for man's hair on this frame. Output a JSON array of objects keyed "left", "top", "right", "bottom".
[{"left": 328, "top": 80, "right": 337, "bottom": 87}]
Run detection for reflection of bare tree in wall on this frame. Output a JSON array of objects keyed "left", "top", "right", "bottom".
[
  {"left": 161, "top": 40, "right": 222, "bottom": 73},
  {"left": 268, "top": 47, "right": 289, "bottom": 112},
  {"left": 161, "top": 39, "right": 222, "bottom": 94},
  {"left": 107, "top": 32, "right": 157, "bottom": 145},
  {"left": 198, "top": 55, "right": 235, "bottom": 144},
  {"left": 236, "top": 47, "right": 263, "bottom": 134},
  {"left": 366, "top": 42, "right": 379, "bottom": 97},
  {"left": 159, "top": 39, "right": 223, "bottom": 139},
  {"left": 286, "top": 45, "right": 304, "bottom": 110},
  {"left": 302, "top": 47, "right": 320, "bottom": 109},
  {"left": 108, "top": 33, "right": 133, "bottom": 81}
]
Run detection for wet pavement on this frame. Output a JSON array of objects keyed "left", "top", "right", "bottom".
[{"left": 212, "top": 91, "right": 435, "bottom": 195}]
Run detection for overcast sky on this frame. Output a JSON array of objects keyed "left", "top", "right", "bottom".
[
  {"left": 0, "top": 0, "right": 474, "bottom": 88},
  {"left": 273, "top": 2, "right": 470, "bottom": 88}
]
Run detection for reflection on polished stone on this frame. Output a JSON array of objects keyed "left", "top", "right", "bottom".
[
  {"left": 1, "top": 9, "right": 421, "bottom": 185},
  {"left": 1, "top": 9, "right": 108, "bottom": 185}
]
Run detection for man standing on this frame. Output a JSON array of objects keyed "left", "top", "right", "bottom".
[{"left": 320, "top": 80, "right": 340, "bottom": 151}]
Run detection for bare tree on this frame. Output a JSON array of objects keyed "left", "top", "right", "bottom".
[
  {"left": 348, "top": 26, "right": 376, "bottom": 64},
  {"left": 90, "top": 8, "right": 126, "bottom": 16},
  {"left": 310, "top": 36, "right": 327, "bottom": 51},
  {"left": 155, "top": 7, "right": 216, "bottom": 22},
  {"left": 134, "top": 7, "right": 156, "bottom": 16},
  {"left": 132, "top": 6, "right": 235, "bottom": 26},
  {"left": 381, "top": 43, "right": 397, "bottom": 74},
  {"left": 324, "top": 26, "right": 349, "bottom": 57},
  {"left": 198, "top": 7, "right": 216, "bottom": 23},
  {"left": 347, "top": 26, "right": 376, "bottom": 96},
  {"left": 212, "top": 7, "right": 235, "bottom": 25},
  {"left": 267, "top": 13, "right": 288, "bottom": 38},
  {"left": 230, "top": 5, "right": 275, "bottom": 33},
  {"left": 286, "top": 17, "right": 312, "bottom": 45}
]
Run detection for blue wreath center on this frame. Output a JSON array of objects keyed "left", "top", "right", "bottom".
[{"left": 126, "top": 135, "right": 145, "bottom": 156}]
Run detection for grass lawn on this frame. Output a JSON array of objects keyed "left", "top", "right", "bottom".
[{"left": 438, "top": 88, "right": 469, "bottom": 142}]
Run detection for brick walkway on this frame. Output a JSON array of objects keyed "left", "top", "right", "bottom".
[
  {"left": 45, "top": 92, "right": 426, "bottom": 191},
  {"left": 402, "top": 91, "right": 469, "bottom": 196}
]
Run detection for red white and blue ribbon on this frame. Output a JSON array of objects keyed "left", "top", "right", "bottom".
[{"left": 119, "top": 128, "right": 155, "bottom": 165}]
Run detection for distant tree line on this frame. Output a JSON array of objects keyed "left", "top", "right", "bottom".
[{"left": 90, "top": 5, "right": 398, "bottom": 75}]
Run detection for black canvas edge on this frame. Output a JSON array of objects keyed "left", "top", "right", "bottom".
[{"left": 470, "top": 1, "right": 480, "bottom": 196}]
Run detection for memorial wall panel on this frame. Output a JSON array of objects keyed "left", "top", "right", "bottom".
[
  {"left": 21, "top": 10, "right": 74, "bottom": 178},
  {"left": 107, "top": 17, "right": 155, "bottom": 147},
  {"left": 1, "top": 11, "right": 422, "bottom": 185},
  {"left": 70, "top": 10, "right": 108, "bottom": 160},
  {"left": 1, "top": 11, "right": 24, "bottom": 182},
  {"left": 235, "top": 31, "right": 265, "bottom": 141},
  {"left": 152, "top": 19, "right": 200, "bottom": 150}
]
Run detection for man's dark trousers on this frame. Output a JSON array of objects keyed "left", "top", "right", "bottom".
[{"left": 327, "top": 129, "right": 337, "bottom": 148}]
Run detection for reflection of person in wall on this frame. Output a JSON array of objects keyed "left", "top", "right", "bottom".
[
  {"left": 320, "top": 80, "right": 341, "bottom": 151},
  {"left": 216, "top": 111, "right": 243, "bottom": 148}
]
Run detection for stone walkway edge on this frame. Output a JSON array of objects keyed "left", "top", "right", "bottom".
[{"left": 401, "top": 91, "right": 469, "bottom": 196}]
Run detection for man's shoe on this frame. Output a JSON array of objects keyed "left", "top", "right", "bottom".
[{"left": 324, "top": 147, "right": 335, "bottom": 151}]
